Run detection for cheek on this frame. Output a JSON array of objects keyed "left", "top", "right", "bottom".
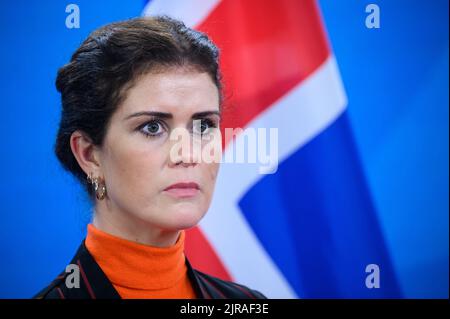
[{"left": 106, "top": 141, "right": 165, "bottom": 193}]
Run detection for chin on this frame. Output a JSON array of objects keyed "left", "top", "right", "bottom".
[
  {"left": 174, "top": 203, "right": 206, "bottom": 228},
  {"left": 160, "top": 203, "right": 207, "bottom": 231}
]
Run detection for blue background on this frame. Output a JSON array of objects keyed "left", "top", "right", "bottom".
[{"left": 0, "top": 0, "right": 447, "bottom": 298}]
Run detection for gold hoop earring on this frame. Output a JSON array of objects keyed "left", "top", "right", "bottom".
[
  {"left": 87, "top": 173, "right": 107, "bottom": 200},
  {"left": 87, "top": 172, "right": 94, "bottom": 184}
]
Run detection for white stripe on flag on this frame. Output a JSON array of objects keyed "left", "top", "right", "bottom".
[
  {"left": 199, "top": 55, "right": 347, "bottom": 298},
  {"left": 142, "top": 0, "right": 221, "bottom": 28}
]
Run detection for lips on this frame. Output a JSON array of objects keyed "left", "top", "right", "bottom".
[
  {"left": 164, "top": 182, "right": 200, "bottom": 191},
  {"left": 163, "top": 182, "right": 200, "bottom": 198}
]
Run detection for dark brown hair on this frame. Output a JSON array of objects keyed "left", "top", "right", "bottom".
[{"left": 54, "top": 16, "right": 222, "bottom": 201}]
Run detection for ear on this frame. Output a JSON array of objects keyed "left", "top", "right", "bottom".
[{"left": 70, "top": 130, "right": 103, "bottom": 178}]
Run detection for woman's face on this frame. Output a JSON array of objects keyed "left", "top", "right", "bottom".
[{"left": 96, "top": 68, "right": 221, "bottom": 231}]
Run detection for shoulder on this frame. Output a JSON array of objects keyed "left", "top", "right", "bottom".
[
  {"left": 193, "top": 269, "right": 267, "bottom": 299},
  {"left": 33, "top": 271, "right": 69, "bottom": 299}
]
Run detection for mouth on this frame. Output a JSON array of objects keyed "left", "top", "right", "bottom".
[{"left": 163, "top": 182, "right": 200, "bottom": 198}]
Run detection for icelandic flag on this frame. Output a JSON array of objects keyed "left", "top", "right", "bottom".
[{"left": 143, "top": 0, "right": 402, "bottom": 298}]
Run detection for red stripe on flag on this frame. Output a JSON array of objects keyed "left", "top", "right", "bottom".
[
  {"left": 185, "top": 226, "right": 232, "bottom": 281},
  {"left": 197, "top": 0, "right": 330, "bottom": 145}
]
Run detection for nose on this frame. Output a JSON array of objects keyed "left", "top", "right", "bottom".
[{"left": 168, "top": 129, "right": 201, "bottom": 168}]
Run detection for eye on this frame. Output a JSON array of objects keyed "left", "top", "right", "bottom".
[
  {"left": 192, "top": 118, "right": 217, "bottom": 135},
  {"left": 139, "top": 120, "right": 165, "bottom": 137}
]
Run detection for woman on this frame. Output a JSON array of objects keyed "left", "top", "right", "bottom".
[{"left": 35, "top": 16, "right": 266, "bottom": 299}]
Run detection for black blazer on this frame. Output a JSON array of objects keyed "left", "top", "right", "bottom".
[{"left": 34, "top": 241, "right": 267, "bottom": 299}]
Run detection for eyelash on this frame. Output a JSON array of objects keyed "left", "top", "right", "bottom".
[{"left": 138, "top": 118, "right": 218, "bottom": 139}]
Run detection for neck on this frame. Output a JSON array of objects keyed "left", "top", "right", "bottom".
[{"left": 92, "top": 200, "right": 180, "bottom": 248}]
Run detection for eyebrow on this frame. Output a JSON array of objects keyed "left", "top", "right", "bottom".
[{"left": 124, "top": 110, "right": 222, "bottom": 121}]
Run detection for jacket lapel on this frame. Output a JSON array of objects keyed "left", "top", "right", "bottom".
[{"left": 61, "top": 241, "right": 121, "bottom": 299}]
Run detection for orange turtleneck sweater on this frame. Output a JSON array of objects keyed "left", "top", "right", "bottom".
[{"left": 85, "top": 224, "right": 197, "bottom": 299}]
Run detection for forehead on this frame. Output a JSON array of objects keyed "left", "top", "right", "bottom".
[{"left": 116, "top": 68, "right": 220, "bottom": 118}]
